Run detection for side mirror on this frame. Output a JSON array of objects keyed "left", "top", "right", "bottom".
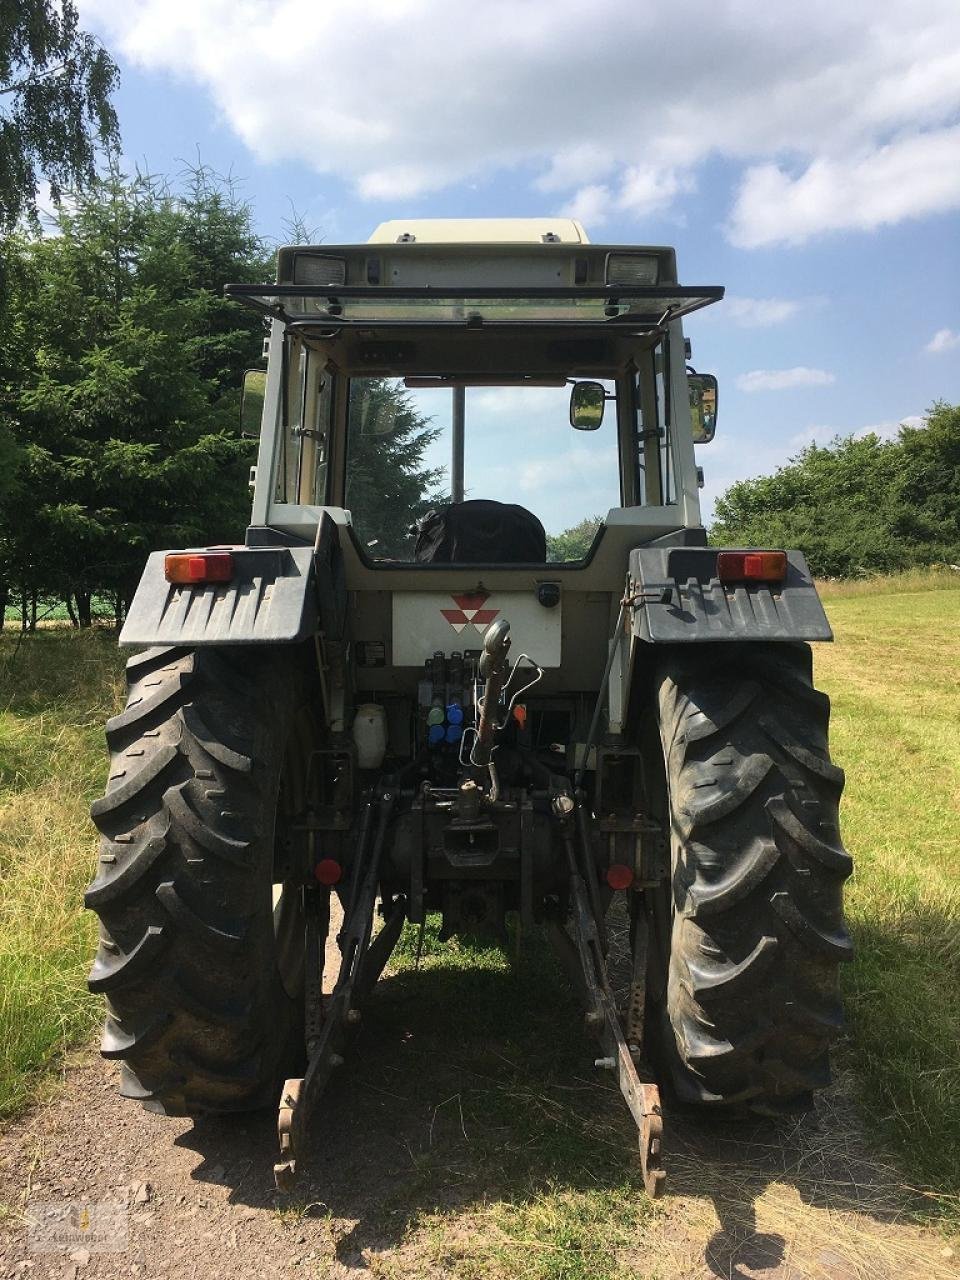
[
  {"left": 688, "top": 372, "right": 718, "bottom": 444},
  {"left": 240, "top": 368, "right": 267, "bottom": 438},
  {"left": 569, "top": 380, "right": 605, "bottom": 431}
]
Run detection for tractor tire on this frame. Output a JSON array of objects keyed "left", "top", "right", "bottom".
[
  {"left": 653, "top": 642, "right": 853, "bottom": 1113},
  {"left": 86, "top": 644, "right": 320, "bottom": 1115}
]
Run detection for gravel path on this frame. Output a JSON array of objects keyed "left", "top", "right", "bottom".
[{"left": 1, "top": 1048, "right": 956, "bottom": 1280}]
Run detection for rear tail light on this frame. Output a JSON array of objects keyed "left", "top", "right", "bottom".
[
  {"left": 717, "top": 551, "right": 787, "bottom": 584},
  {"left": 314, "top": 858, "right": 343, "bottom": 886},
  {"left": 164, "top": 552, "right": 235, "bottom": 585},
  {"left": 606, "top": 863, "right": 635, "bottom": 891}
]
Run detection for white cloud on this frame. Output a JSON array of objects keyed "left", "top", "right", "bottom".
[
  {"left": 789, "top": 425, "right": 842, "bottom": 448},
  {"left": 736, "top": 367, "right": 836, "bottom": 393},
  {"left": 789, "top": 414, "right": 926, "bottom": 447},
  {"left": 559, "top": 184, "right": 611, "bottom": 227},
  {"left": 80, "top": 1, "right": 960, "bottom": 243},
  {"left": 857, "top": 415, "right": 926, "bottom": 439},
  {"left": 926, "top": 327, "right": 960, "bottom": 353},
  {"left": 514, "top": 446, "right": 617, "bottom": 495},
  {"left": 723, "top": 296, "right": 802, "bottom": 328},
  {"left": 32, "top": 180, "right": 83, "bottom": 235},
  {"left": 471, "top": 386, "right": 570, "bottom": 416},
  {"left": 617, "top": 165, "right": 696, "bottom": 217},
  {"left": 32, "top": 180, "right": 63, "bottom": 234},
  {"left": 535, "top": 146, "right": 615, "bottom": 194},
  {"left": 728, "top": 126, "right": 960, "bottom": 247}
]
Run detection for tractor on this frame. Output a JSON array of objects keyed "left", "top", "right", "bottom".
[{"left": 86, "top": 219, "right": 852, "bottom": 1196}]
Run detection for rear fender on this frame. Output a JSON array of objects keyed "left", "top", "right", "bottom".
[
  {"left": 119, "top": 516, "right": 347, "bottom": 647},
  {"left": 627, "top": 547, "right": 832, "bottom": 643},
  {"left": 119, "top": 545, "right": 318, "bottom": 646}
]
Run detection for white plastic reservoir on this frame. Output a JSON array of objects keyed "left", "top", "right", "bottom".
[{"left": 352, "top": 703, "right": 387, "bottom": 769}]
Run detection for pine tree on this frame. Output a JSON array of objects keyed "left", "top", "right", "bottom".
[
  {"left": 0, "top": 165, "right": 264, "bottom": 624},
  {"left": 345, "top": 378, "right": 444, "bottom": 557}
]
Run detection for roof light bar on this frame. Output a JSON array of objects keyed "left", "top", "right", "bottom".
[{"left": 717, "top": 551, "right": 787, "bottom": 584}]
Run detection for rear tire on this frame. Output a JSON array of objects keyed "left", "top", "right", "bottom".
[
  {"left": 653, "top": 643, "right": 852, "bottom": 1112},
  {"left": 86, "top": 644, "right": 319, "bottom": 1115}
]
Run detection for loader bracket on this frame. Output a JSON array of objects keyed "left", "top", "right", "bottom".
[
  {"left": 546, "top": 792, "right": 666, "bottom": 1198},
  {"left": 273, "top": 790, "right": 406, "bottom": 1192}
]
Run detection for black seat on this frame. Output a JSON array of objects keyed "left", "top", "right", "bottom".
[{"left": 414, "top": 500, "right": 547, "bottom": 564}]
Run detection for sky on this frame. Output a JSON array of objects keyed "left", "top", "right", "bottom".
[{"left": 75, "top": 0, "right": 960, "bottom": 530}]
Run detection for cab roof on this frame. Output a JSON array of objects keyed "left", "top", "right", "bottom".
[{"left": 367, "top": 217, "right": 590, "bottom": 245}]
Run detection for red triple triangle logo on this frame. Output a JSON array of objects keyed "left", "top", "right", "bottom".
[{"left": 440, "top": 590, "right": 500, "bottom": 634}]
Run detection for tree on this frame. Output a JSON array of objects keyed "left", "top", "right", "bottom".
[
  {"left": 0, "top": 1, "right": 119, "bottom": 229},
  {"left": 546, "top": 515, "right": 601, "bottom": 562},
  {"left": 0, "top": 165, "right": 265, "bottom": 624},
  {"left": 0, "top": 231, "right": 34, "bottom": 626},
  {"left": 711, "top": 408, "right": 960, "bottom": 577},
  {"left": 891, "top": 401, "right": 960, "bottom": 564},
  {"left": 344, "top": 378, "right": 444, "bottom": 557}
]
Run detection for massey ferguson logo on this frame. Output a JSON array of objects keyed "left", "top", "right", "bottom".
[{"left": 440, "top": 591, "right": 500, "bottom": 635}]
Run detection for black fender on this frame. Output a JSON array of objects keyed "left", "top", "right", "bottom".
[
  {"left": 627, "top": 546, "right": 832, "bottom": 643},
  {"left": 120, "top": 516, "right": 345, "bottom": 647}
]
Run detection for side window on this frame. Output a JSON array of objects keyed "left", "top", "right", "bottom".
[
  {"left": 275, "top": 338, "right": 305, "bottom": 503},
  {"left": 635, "top": 348, "right": 677, "bottom": 507},
  {"left": 274, "top": 339, "right": 333, "bottom": 505},
  {"left": 302, "top": 364, "right": 332, "bottom": 505},
  {"left": 655, "top": 357, "right": 677, "bottom": 505}
]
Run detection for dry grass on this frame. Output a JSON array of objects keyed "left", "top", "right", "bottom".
[
  {"left": 816, "top": 565, "right": 960, "bottom": 599},
  {"left": 0, "top": 627, "right": 124, "bottom": 1115},
  {"left": 812, "top": 581, "right": 960, "bottom": 1200}
]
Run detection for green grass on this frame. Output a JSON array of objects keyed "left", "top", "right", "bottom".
[
  {"left": 356, "top": 919, "right": 659, "bottom": 1280},
  {"left": 0, "top": 627, "right": 124, "bottom": 1115},
  {"left": 813, "top": 577, "right": 960, "bottom": 1198}
]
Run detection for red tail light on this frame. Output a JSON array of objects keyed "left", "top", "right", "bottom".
[
  {"left": 606, "top": 863, "right": 635, "bottom": 891},
  {"left": 314, "top": 858, "right": 343, "bottom": 886},
  {"left": 717, "top": 551, "right": 787, "bottom": 584},
  {"left": 164, "top": 552, "right": 235, "bottom": 585}
]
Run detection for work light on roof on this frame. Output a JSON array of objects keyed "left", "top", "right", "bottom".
[
  {"left": 605, "top": 253, "right": 660, "bottom": 287},
  {"left": 291, "top": 253, "right": 346, "bottom": 287}
]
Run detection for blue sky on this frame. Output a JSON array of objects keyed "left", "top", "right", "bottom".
[{"left": 77, "top": 0, "right": 960, "bottom": 529}]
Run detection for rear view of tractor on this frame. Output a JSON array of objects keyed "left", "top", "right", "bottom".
[{"left": 86, "top": 219, "right": 852, "bottom": 1195}]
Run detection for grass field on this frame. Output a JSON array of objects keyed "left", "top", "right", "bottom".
[
  {"left": 0, "top": 573, "right": 957, "bottom": 1270},
  {"left": 0, "top": 629, "right": 124, "bottom": 1115},
  {"left": 812, "top": 574, "right": 960, "bottom": 1197}
]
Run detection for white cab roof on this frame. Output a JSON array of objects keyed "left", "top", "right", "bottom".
[{"left": 367, "top": 218, "right": 590, "bottom": 245}]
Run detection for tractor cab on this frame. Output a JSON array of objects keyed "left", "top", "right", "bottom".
[
  {"left": 229, "top": 219, "right": 722, "bottom": 569},
  {"left": 222, "top": 220, "right": 724, "bottom": 705}
]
